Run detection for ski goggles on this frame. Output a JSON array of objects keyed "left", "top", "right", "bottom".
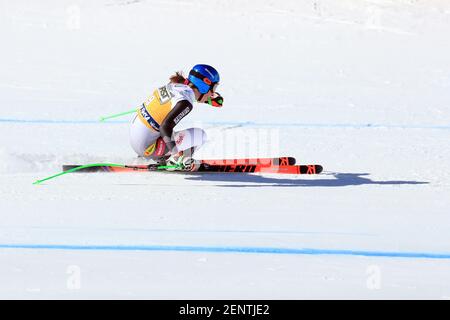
[{"left": 189, "top": 70, "right": 219, "bottom": 94}]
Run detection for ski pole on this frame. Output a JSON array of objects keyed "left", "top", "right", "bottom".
[
  {"left": 32, "top": 163, "right": 180, "bottom": 185},
  {"left": 99, "top": 109, "right": 137, "bottom": 122}
]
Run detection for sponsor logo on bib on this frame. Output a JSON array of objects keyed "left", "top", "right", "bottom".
[{"left": 139, "top": 104, "right": 160, "bottom": 131}]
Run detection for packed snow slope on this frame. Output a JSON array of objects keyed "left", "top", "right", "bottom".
[{"left": 0, "top": 0, "right": 449, "bottom": 299}]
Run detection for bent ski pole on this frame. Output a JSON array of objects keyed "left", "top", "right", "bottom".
[{"left": 32, "top": 163, "right": 179, "bottom": 185}]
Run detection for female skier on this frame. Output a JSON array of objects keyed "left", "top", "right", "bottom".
[{"left": 129, "top": 64, "right": 223, "bottom": 170}]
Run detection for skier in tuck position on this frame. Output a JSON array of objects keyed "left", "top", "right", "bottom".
[{"left": 129, "top": 64, "right": 223, "bottom": 170}]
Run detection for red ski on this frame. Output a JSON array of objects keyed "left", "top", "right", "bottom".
[
  {"left": 61, "top": 162, "right": 322, "bottom": 175},
  {"left": 34, "top": 158, "right": 322, "bottom": 185},
  {"left": 196, "top": 163, "right": 323, "bottom": 174}
]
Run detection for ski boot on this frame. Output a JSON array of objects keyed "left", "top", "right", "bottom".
[{"left": 165, "top": 153, "right": 197, "bottom": 171}]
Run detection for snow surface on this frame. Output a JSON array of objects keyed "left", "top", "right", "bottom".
[{"left": 1, "top": 0, "right": 450, "bottom": 299}]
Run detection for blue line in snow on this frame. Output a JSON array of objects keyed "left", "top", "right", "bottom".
[
  {"left": 1, "top": 243, "right": 450, "bottom": 259},
  {"left": 0, "top": 118, "right": 450, "bottom": 129},
  {"left": 207, "top": 121, "right": 450, "bottom": 130},
  {"left": 0, "top": 118, "right": 127, "bottom": 124}
]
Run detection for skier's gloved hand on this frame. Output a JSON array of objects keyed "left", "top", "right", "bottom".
[
  {"left": 166, "top": 153, "right": 194, "bottom": 171},
  {"left": 206, "top": 92, "right": 223, "bottom": 108}
]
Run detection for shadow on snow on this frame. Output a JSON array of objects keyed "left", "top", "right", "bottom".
[{"left": 182, "top": 172, "right": 429, "bottom": 188}]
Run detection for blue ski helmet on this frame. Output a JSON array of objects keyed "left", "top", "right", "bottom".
[{"left": 188, "top": 64, "right": 220, "bottom": 94}]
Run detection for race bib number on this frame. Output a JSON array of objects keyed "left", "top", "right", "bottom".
[{"left": 157, "top": 85, "right": 171, "bottom": 104}]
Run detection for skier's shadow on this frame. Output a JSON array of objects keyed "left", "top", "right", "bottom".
[{"left": 182, "top": 172, "right": 429, "bottom": 187}]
